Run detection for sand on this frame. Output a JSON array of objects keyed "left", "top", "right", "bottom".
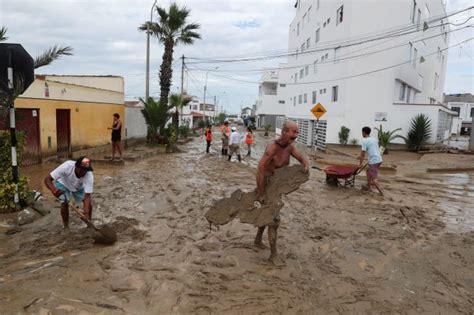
[{"left": 0, "top": 129, "right": 472, "bottom": 313}]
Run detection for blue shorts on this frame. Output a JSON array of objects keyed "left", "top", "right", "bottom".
[{"left": 54, "top": 182, "right": 85, "bottom": 204}]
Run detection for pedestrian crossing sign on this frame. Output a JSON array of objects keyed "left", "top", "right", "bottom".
[{"left": 310, "top": 103, "right": 327, "bottom": 120}]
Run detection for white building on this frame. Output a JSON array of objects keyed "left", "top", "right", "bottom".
[
  {"left": 255, "top": 69, "right": 286, "bottom": 128},
  {"left": 259, "top": 0, "right": 454, "bottom": 149},
  {"left": 445, "top": 93, "right": 474, "bottom": 135},
  {"left": 181, "top": 95, "right": 216, "bottom": 127}
]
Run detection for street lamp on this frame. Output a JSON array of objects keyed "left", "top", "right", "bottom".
[
  {"left": 146, "top": 0, "right": 158, "bottom": 100},
  {"left": 203, "top": 66, "right": 219, "bottom": 122}
]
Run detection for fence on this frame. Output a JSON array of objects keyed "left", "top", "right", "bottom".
[{"left": 275, "top": 116, "right": 327, "bottom": 151}]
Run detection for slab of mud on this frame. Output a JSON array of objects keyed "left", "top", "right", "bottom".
[{"left": 205, "top": 165, "right": 309, "bottom": 227}]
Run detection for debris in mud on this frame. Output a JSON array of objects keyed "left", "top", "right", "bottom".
[
  {"left": 18, "top": 208, "right": 41, "bottom": 226},
  {"left": 205, "top": 165, "right": 309, "bottom": 227},
  {"left": 109, "top": 216, "right": 148, "bottom": 241}
]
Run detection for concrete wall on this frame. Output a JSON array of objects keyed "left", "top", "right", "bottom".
[
  {"left": 125, "top": 106, "right": 147, "bottom": 139},
  {"left": 41, "top": 75, "right": 124, "bottom": 93}
]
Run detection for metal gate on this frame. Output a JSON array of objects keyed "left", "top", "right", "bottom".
[
  {"left": 312, "top": 120, "right": 327, "bottom": 151},
  {"left": 15, "top": 108, "right": 41, "bottom": 165},
  {"left": 56, "top": 109, "right": 71, "bottom": 157}
]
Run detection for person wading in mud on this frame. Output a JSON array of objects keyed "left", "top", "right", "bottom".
[
  {"left": 359, "top": 126, "right": 384, "bottom": 196},
  {"left": 221, "top": 121, "right": 231, "bottom": 156},
  {"left": 204, "top": 124, "right": 213, "bottom": 153},
  {"left": 254, "top": 121, "right": 309, "bottom": 264},
  {"left": 245, "top": 126, "right": 253, "bottom": 156},
  {"left": 44, "top": 157, "right": 94, "bottom": 229},
  {"left": 228, "top": 126, "right": 242, "bottom": 162}
]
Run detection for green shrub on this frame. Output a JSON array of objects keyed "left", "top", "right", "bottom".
[
  {"left": 374, "top": 124, "right": 403, "bottom": 154},
  {"left": 197, "top": 119, "right": 206, "bottom": 129},
  {"left": 179, "top": 124, "right": 190, "bottom": 138},
  {"left": 0, "top": 131, "right": 30, "bottom": 212},
  {"left": 405, "top": 114, "right": 432, "bottom": 151},
  {"left": 338, "top": 126, "right": 350, "bottom": 145},
  {"left": 264, "top": 124, "right": 272, "bottom": 136},
  {"left": 350, "top": 138, "right": 358, "bottom": 145}
]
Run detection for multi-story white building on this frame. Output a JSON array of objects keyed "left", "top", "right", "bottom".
[
  {"left": 181, "top": 95, "right": 216, "bottom": 127},
  {"left": 259, "top": 0, "right": 455, "bottom": 148},
  {"left": 255, "top": 69, "right": 286, "bottom": 128}
]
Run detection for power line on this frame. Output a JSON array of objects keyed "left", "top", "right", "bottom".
[
  {"left": 186, "top": 7, "right": 473, "bottom": 64},
  {"left": 187, "top": 23, "right": 472, "bottom": 74}
]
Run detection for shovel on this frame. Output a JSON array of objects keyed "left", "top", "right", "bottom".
[{"left": 61, "top": 198, "right": 117, "bottom": 245}]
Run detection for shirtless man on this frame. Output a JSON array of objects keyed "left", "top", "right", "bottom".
[{"left": 255, "top": 121, "right": 309, "bottom": 264}]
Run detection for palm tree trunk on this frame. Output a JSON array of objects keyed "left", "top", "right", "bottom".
[{"left": 159, "top": 39, "right": 174, "bottom": 114}]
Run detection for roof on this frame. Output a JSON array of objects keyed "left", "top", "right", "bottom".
[
  {"left": 444, "top": 93, "right": 474, "bottom": 103},
  {"left": 190, "top": 111, "right": 204, "bottom": 117},
  {"left": 125, "top": 101, "right": 142, "bottom": 108},
  {"left": 36, "top": 74, "right": 122, "bottom": 78}
]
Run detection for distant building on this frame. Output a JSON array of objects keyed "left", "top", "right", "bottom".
[
  {"left": 180, "top": 95, "right": 215, "bottom": 127},
  {"left": 258, "top": 0, "right": 453, "bottom": 149},
  {"left": 241, "top": 106, "right": 254, "bottom": 118},
  {"left": 445, "top": 93, "right": 474, "bottom": 135},
  {"left": 12, "top": 75, "right": 124, "bottom": 164},
  {"left": 255, "top": 69, "right": 285, "bottom": 129}
]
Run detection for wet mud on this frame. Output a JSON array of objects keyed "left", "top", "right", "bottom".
[
  {"left": 206, "top": 164, "right": 309, "bottom": 227},
  {"left": 0, "top": 130, "right": 473, "bottom": 313}
]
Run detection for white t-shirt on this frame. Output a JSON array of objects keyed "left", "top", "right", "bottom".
[
  {"left": 229, "top": 131, "right": 241, "bottom": 145},
  {"left": 361, "top": 137, "right": 383, "bottom": 165},
  {"left": 50, "top": 161, "right": 94, "bottom": 193}
]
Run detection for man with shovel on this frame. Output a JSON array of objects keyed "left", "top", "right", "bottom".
[
  {"left": 254, "top": 121, "right": 309, "bottom": 265},
  {"left": 44, "top": 156, "right": 94, "bottom": 229}
]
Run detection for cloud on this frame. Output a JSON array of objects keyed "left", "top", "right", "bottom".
[{"left": 234, "top": 20, "right": 261, "bottom": 29}]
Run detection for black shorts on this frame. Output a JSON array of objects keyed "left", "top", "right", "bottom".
[{"left": 112, "top": 131, "right": 121, "bottom": 142}]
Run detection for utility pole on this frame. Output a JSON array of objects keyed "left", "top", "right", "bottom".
[
  {"left": 180, "top": 54, "right": 185, "bottom": 125},
  {"left": 145, "top": 0, "right": 158, "bottom": 100},
  {"left": 213, "top": 95, "right": 216, "bottom": 121}
]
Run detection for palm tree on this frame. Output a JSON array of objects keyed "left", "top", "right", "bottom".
[
  {"left": 138, "top": 2, "right": 201, "bottom": 118},
  {"left": 140, "top": 97, "right": 171, "bottom": 142},
  {"left": 405, "top": 114, "right": 432, "bottom": 151},
  {"left": 374, "top": 124, "right": 403, "bottom": 154},
  {"left": 0, "top": 26, "right": 73, "bottom": 70}
]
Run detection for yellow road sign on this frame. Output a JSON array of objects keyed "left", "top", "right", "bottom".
[{"left": 310, "top": 103, "right": 327, "bottom": 120}]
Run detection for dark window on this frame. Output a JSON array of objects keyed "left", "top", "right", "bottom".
[
  {"left": 332, "top": 85, "right": 338, "bottom": 102},
  {"left": 337, "top": 6, "right": 344, "bottom": 25},
  {"left": 470, "top": 107, "right": 474, "bottom": 117},
  {"left": 279, "top": 100, "right": 285, "bottom": 104},
  {"left": 451, "top": 107, "right": 460, "bottom": 116}
]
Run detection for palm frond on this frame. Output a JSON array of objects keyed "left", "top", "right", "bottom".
[
  {"left": 34, "top": 45, "right": 73, "bottom": 69},
  {"left": 0, "top": 26, "right": 8, "bottom": 42}
]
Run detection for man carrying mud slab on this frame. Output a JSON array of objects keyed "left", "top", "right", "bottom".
[
  {"left": 44, "top": 157, "right": 94, "bottom": 229},
  {"left": 254, "top": 121, "right": 309, "bottom": 265},
  {"left": 359, "top": 126, "right": 384, "bottom": 196}
]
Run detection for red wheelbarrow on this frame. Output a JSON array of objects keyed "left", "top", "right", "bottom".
[{"left": 312, "top": 164, "right": 367, "bottom": 187}]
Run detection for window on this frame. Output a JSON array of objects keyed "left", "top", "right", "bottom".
[
  {"left": 337, "top": 6, "right": 344, "bottom": 25},
  {"left": 399, "top": 82, "right": 406, "bottom": 101},
  {"left": 334, "top": 47, "right": 340, "bottom": 63},
  {"left": 279, "top": 100, "right": 285, "bottom": 104},
  {"left": 295, "top": 49, "right": 299, "bottom": 59},
  {"left": 280, "top": 84, "right": 286, "bottom": 87},
  {"left": 412, "top": 48, "right": 417, "bottom": 68},
  {"left": 327, "top": 18, "right": 330, "bottom": 24},
  {"left": 409, "top": 42, "right": 413, "bottom": 61},
  {"left": 294, "top": 72, "right": 297, "bottom": 83},
  {"left": 313, "top": 60, "right": 318, "bottom": 73},
  {"left": 304, "top": 93, "right": 307, "bottom": 103},
  {"left": 301, "top": 43, "right": 305, "bottom": 53},
  {"left": 332, "top": 86, "right": 338, "bottom": 102},
  {"left": 312, "top": 91, "right": 317, "bottom": 104},
  {"left": 308, "top": 6, "right": 311, "bottom": 22},
  {"left": 442, "top": 54, "right": 445, "bottom": 65},
  {"left": 325, "top": 53, "right": 329, "bottom": 59},
  {"left": 189, "top": 105, "right": 192, "bottom": 110},
  {"left": 315, "top": 28, "right": 320, "bottom": 43},
  {"left": 470, "top": 107, "right": 474, "bottom": 117},
  {"left": 298, "top": 95, "right": 302, "bottom": 104},
  {"left": 300, "top": 68, "right": 304, "bottom": 79},
  {"left": 321, "top": 55, "right": 325, "bottom": 62},
  {"left": 444, "top": 31, "right": 448, "bottom": 43},
  {"left": 297, "top": 22, "right": 300, "bottom": 35},
  {"left": 407, "top": 87, "right": 411, "bottom": 102},
  {"left": 411, "top": 0, "right": 417, "bottom": 23},
  {"left": 451, "top": 107, "right": 460, "bottom": 116},
  {"left": 306, "top": 38, "right": 310, "bottom": 49},
  {"left": 323, "top": 21, "right": 326, "bottom": 27},
  {"left": 320, "top": 89, "right": 323, "bottom": 94},
  {"left": 305, "top": 65, "right": 309, "bottom": 76},
  {"left": 293, "top": 97, "right": 296, "bottom": 106},
  {"left": 323, "top": 88, "right": 326, "bottom": 93},
  {"left": 317, "top": 0, "right": 320, "bottom": 10},
  {"left": 434, "top": 72, "right": 439, "bottom": 90},
  {"left": 437, "top": 47, "right": 441, "bottom": 61},
  {"left": 416, "top": 9, "right": 421, "bottom": 29},
  {"left": 429, "top": 98, "right": 436, "bottom": 104}
]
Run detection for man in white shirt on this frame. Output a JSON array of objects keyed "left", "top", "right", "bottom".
[
  {"left": 228, "top": 126, "right": 242, "bottom": 162},
  {"left": 359, "top": 126, "right": 384, "bottom": 196},
  {"left": 44, "top": 157, "right": 94, "bottom": 228}
]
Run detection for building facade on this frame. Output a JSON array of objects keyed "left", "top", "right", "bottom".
[
  {"left": 445, "top": 93, "right": 474, "bottom": 135},
  {"left": 259, "top": 0, "right": 454, "bottom": 148},
  {"left": 13, "top": 75, "right": 124, "bottom": 163},
  {"left": 255, "top": 69, "right": 285, "bottom": 129}
]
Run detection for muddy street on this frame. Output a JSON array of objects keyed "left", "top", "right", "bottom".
[{"left": 0, "top": 131, "right": 473, "bottom": 314}]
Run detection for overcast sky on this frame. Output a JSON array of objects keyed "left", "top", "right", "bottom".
[{"left": 1, "top": 0, "right": 472, "bottom": 114}]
